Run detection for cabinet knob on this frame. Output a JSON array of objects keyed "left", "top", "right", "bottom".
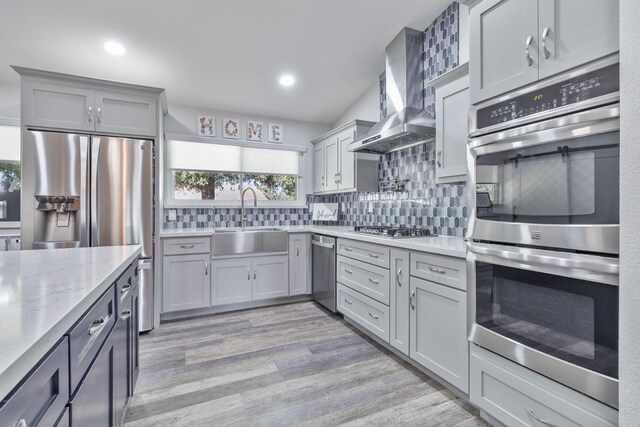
[
  {"left": 525, "top": 35, "right": 534, "bottom": 66},
  {"left": 296, "top": 244, "right": 299, "bottom": 256},
  {"left": 87, "top": 106, "right": 93, "bottom": 122},
  {"left": 541, "top": 27, "right": 551, "bottom": 59},
  {"left": 97, "top": 107, "right": 102, "bottom": 123}
]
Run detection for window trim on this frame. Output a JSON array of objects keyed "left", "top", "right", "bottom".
[
  {"left": 0, "top": 120, "right": 21, "bottom": 227},
  {"left": 164, "top": 144, "right": 307, "bottom": 209}
]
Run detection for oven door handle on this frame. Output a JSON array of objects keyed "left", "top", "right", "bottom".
[{"left": 467, "top": 241, "right": 619, "bottom": 285}]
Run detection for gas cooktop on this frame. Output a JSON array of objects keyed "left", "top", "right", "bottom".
[{"left": 353, "top": 226, "right": 434, "bottom": 238}]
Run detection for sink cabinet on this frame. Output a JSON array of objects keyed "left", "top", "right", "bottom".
[{"left": 252, "top": 255, "right": 289, "bottom": 300}]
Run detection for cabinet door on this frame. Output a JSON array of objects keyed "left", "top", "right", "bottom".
[
  {"left": 313, "top": 143, "right": 325, "bottom": 193},
  {"left": 324, "top": 137, "right": 339, "bottom": 192},
  {"left": 337, "top": 128, "right": 356, "bottom": 190},
  {"left": 470, "top": 0, "right": 539, "bottom": 103},
  {"left": 211, "top": 258, "right": 252, "bottom": 305},
  {"left": 409, "top": 277, "right": 469, "bottom": 393},
  {"left": 22, "top": 79, "right": 94, "bottom": 131},
  {"left": 95, "top": 90, "right": 157, "bottom": 137},
  {"left": 252, "top": 255, "right": 289, "bottom": 300},
  {"left": 162, "top": 254, "right": 210, "bottom": 312},
  {"left": 390, "top": 249, "right": 410, "bottom": 355},
  {"left": 538, "top": 0, "right": 619, "bottom": 79},
  {"left": 289, "top": 234, "right": 311, "bottom": 296},
  {"left": 113, "top": 296, "right": 131, "bottom": 426},
  {"left": 130, "top": 281, "right": 140, "bottom": 394},
  {"left": 70, "top": 328, "right": 117, "bottom": 427},
  {"left": 436, "top": 75, "right": 470, "bottom": 184}
]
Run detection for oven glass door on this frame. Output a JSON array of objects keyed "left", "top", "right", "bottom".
[
  {"left": 475, "top": 257, "right": 618, "bottom": 379},
  {"left": 475, "top": 130, "right": 619, "bottom": 225}
]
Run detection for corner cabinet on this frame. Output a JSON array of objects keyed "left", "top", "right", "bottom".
[
  {"left": 289, "top": 234, "right": 311, "bottom": 296},
  {"left": 17, "top": 68, "right": 162, "bottom": 137},
  {"left": 432, "top": 64, "right": 470, "bottom": 184},
  {"left": 470, "top": 0, "right": 619, "bottom": 104},
  {"left": 311, "top": 120, "right": 378, "bottom": 195}
]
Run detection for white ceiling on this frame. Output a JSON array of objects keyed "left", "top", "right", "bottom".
[{"left": 0, "top": 0, "right": 450, "bottom": 124}]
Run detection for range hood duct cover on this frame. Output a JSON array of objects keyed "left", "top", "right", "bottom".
[{"left": 349, "top": 27, "right": 435, "bottom": 154}]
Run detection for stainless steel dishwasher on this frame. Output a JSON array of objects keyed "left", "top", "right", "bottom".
[{"left": 311, "top": 234, "right": 336, "bottom": 312}]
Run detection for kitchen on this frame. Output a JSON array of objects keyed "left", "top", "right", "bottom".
[{"left": 0, "top": 0, "right": 637, "bottom": 426}]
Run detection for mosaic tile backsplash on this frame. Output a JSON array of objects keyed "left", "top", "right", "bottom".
[{"left": 163, "top": 1, "right": 466, "bottom": 237}]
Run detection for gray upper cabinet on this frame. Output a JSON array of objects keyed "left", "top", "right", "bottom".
[
  {"left": 537, "top": 0, "right": 619, "bottom": 79},
  {"left": 409, "top": 277, "right": 468, "bottom": 393},
  {"left": 289, "top": 234, "right": 311, "bottom": 296},
  {"left": 162, "top": 253, "right": 211, "bottom": 312},
  {"left": 95, "top": 90, "right": 157, "bottom": 137},
  {"left": 15, "top": 67, "right": 162, "bottom": 137},
  {"left": 22, "top": 79, "right": 95, "bottom": 131},
  {"left": 470, "top": 0, "right": 539, "bottom": 104},
  {"left": 389, "top": 249, "right": 410, "bottom": 355},
  {"left": 311, "top": 120, "right": 376, "bottom": 195},
  {"left": 434, "top": 66, "right": 470, "bottom": 184},
  {"left": 470, "top": 0, "right": 619, "bottom": 104}
]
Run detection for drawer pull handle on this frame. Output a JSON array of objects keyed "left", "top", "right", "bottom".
[
  {"left": 205, "top": 261, "right": 209, "bottom": 276},
  {"left": 344, "top": 298, "right": 353, "bottom": 305},
  {"left": 525, "top": 408, "right": 557, "bottom": 427},
  {"left": 541, "top": 26, "right": 551, "bottom": 59},
  {"left": 180, "top": 244, "right": 195, "bottom": 249},
  {"left": 410, "top": 290, "right": 416, "bottom": 310},
  {"left": 296, "top": 244, "right": 299, "bottom": 256},
  {"left": 16, "top": 420, "right": 27, "bottom": 427},
  {"left": 368, "top": 278, "right": 379, "bottom": 284},
  {"left": 121, "top": 283, "right": 131, "bottom": 294},
  {"left": 345, "top": 269, "right": 353, "bottom": 274},
  {"left": 89, "top": 316, "right": 108, "bottom": 336},
  {"left": 87, "top": 106, "right": 93, "bottom": 122},
  {"left": 429, "top": 267, "right": 446, "bottom": 274},
  {"left": 344, "top": 247, "right": 353, "bottom": 252},
  {"left": 368, "top": 253, "right": 379, "bottom": 258},
  {"left": 525, "top": 35, "right": 534, "bottom": 67},
  {"left": 121, "top": 309, "right": 132, "bottom": 320},
  {"left": 368, "top": 312, "right": 379, "bottom": 320},
  {"left": 396, "top": 268, "right": 402, "bottom": 287}
]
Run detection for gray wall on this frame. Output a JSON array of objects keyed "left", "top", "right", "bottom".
[
  {"left": 0, "top": 81, "right": 20, "bottom": 123},
  {"left": 164, "top": 103, "right": 330, "bottom": 196},
  {"left": 331, "top": 80, "right": 380, "bottom": 128},
  {"left": 619, "top": 0, "right": 639, "bottom": 424}
]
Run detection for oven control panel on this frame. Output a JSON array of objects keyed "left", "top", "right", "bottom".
[{"left": 476, "top": 63, "right": 619, "bottom": 130}]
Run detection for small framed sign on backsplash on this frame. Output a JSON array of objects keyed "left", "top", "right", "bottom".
[{"left": 312, "top": 203, "right": 338, "bottom": 222}]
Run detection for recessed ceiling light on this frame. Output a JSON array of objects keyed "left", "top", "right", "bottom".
[
  {"left": 279, "top": 75, "right": 295, "bottom": 87},
  {"left": 104, "top": 41, "right": 125, "bottom": 56}
]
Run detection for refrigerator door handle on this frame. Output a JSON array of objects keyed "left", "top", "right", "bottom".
[
  {"left": 79, "top": 135, "right": 90, "bottom": 247},
  {"left": 90, "top": 137, "right": 101, "bottom": 247}
]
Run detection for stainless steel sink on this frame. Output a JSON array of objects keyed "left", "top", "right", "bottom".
[{"left": 211, "top": 228, "right": 288, "bottom": 256}]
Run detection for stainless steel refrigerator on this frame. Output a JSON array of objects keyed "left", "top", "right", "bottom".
[{"left": 21, "top": 130, "right": 154, "bottom": 332}]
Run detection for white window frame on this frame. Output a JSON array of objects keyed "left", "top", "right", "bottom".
[
  {"left": 0, "top": 119, "right": 21, "bottom": 229},
  {"left": 164, "top": 136, "right": 307, "bottom": 209}
]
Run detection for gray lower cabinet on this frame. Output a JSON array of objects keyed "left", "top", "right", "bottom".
[
  {"left": 162, "top": 253, "right": 211, "bottom": 312},
  {"left": 252, "top": 255, "right": 289, "bottom": 300},
  {"left": 434, "top": 67, "right": 469, "bottom": 184},
  {"left": 113, "top": 297, "right": 130, "bottom": 426},
  {"left": 130, "top": 281, "right": 140, "bottom": 394},
  {"left": 389, "top": 249, "right": 410, "bottom": 355},
  {"left": 289, "top": 234, "right": 311, "bottom": 296},
  {"left": 470, "top": 345, "right": 618, "bottom": 427},
  {"left": 211, "top": 258, "right": 253, "bottom": 305},
  {"left": 0, "top": 338, "right": 69, "bottom": 427},
  {"left": 409, "top": 276, "right": 468, "bottom": 393}
]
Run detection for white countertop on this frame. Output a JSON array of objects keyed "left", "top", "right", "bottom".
[
  {"left": 160, "top": 225, "right": 467, "bottom": 258},
  {"left": 0, "top": 245, "right": 141, "bottom": 399}
]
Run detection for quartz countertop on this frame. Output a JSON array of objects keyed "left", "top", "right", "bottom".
[
  {"left": 0, "top": 245, "right": 141, "bottom": 399},
  {"left": 160, "top": 225, "right": 467, "bottom": 258}
]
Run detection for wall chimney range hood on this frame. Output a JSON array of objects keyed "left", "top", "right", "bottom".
[{"left": 349, "top": 28, "right": 435, "bottom": 154}]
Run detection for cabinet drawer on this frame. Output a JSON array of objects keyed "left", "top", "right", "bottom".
[
  {"left": 337, "top": 239, "right": 390, "bottom": 268},
  {"left": 0, "top": 338, "right": 69, "bottom": 427},
  {"left": 68, "top": 286, "right": 116, "bottom": 393},
  {"left": 163, "top": 237, "right": 211, "bottom": 255},
  {"left": 337, "top": 284, "right": 389, "bottom": 342},
  {"left": 116, "top": 262, "right": 137, "bottom": 311},
  {"left": 470, "top": 345, "right": 618, "bottom": 427},
  {"left": 410, "top": 252, "right": 466, "bottom": 291},
  {"left": 337, "top": 255, "right": 390, "bottom": 305}
]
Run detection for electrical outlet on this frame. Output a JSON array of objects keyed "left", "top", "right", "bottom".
[{"left": 168, "top": 209, "right": 177, "bottom": 221}]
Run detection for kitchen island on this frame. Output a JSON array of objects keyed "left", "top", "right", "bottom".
[{"left": 0, "top": 245, "right": 141, "bottom": 426}]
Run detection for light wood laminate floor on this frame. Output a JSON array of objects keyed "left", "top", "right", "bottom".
[{"left": 125, "top": 302, "right": 487, "bottom": 427}]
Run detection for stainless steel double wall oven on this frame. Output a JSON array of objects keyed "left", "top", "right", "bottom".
[{"left": 467, "top": 54, "right": 620, "bottom": 408}]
